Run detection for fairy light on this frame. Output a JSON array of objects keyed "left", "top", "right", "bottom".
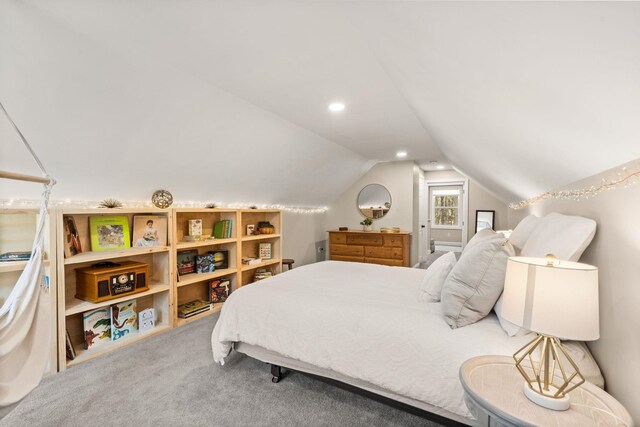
[
  {"left": 510, "top": 166, "right": 640, "bottom": 210},
  {"left": 0, "top": 198, "right": 328, "bottom": 214}
]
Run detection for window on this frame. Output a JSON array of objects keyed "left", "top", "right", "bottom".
[{"left": 431, "top": 189, "right": 460, "bottom": 227}]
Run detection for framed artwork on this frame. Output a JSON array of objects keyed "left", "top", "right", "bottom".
[
  {"left": 246, "top": 224, "right": 256, "bottom": 236},
  {"left": 89, "top": 216, "right": 131, "bottom": 252},
  {"left": 63, "top": 215, "right": 83, "bottom": 257},
  {"left": 475, "top": 210, "right": 496, "bottom": 234},
  {"left": 132, "top": 215, "right": 168, "bottom": 247},
  {"left": 258, "top": 242, "right": 272, "bottom": 260}
]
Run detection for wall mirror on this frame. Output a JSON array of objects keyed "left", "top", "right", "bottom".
[
  {"left": 357, "top": 184, "right": 392, "bottom": 220},
  {"left": 475, "top": 210, "right": 495, "bottom": 233}
]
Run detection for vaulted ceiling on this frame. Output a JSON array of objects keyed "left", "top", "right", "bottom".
[{"left": 1, "top": 1, "right": 639, "bottom": 205}]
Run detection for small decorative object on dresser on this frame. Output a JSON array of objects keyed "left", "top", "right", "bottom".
[
  {"left": 89, "top": 215, "right": 131, "bottom": 251},
  {"left": 460, "top": 356, "right": 633, "bottom": 427},
  {"left": 359, "top": 217, "right": 373, "bottom": 231}
]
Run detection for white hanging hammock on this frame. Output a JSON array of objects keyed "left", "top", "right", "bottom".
[{"left": 0, "top": 101, "right": 55, "bottom": 408}]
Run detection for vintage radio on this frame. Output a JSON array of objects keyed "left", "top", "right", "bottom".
[{"left": 75, "top": 261, "right": 150, "bottom": 303}]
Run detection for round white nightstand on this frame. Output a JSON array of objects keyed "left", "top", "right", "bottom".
[{"left": 459, "top": 355, "right": 634, "bottom": 427}]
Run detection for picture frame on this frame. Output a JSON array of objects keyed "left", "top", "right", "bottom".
[
  {"left": 89, "top": 216, "right": 131, "bottom": 252},
  {"left": 177, "top": 250, "right": 198, "bottom": 276},
  {"left": 258, "top": 242, "right": 272, "bottom": 260},
  {"left": 132, "top": 215, "right": 168, "bottom": 247},
  {"left": 246, "top": 224, "right": 256, "bottom": 236},
  {"left": 475, "top": 210, "right": 496, "bottom": 234},
  {"left": 63, "top": 215, "right": 83, "bottom": 258}
]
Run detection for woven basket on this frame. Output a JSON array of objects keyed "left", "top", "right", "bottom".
[{"left": 258, "top": 226, "right": 276, "bottom": 235}]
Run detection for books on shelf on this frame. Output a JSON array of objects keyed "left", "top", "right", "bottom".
[
  {"left": 177, "top": 299, "right": 211, "bottom": 319},
  {"left": 254, "top": 268, "right": 273, "bottom": 281},
  {"left": 209, "top": 278, "right": 230, "bottom": 304},
  {"left": 111, "top": 300, "right": 138, "bottom": 341},
  {"left": 196, "top": 253, "right": 215, "bottom": 273},
  {"left": 188, "top": 219, "right": 203, "bottom": 238},
  {"left": 177, "top": 250, "right": 198, "bottom": 276},
  {"left": 213, "top": 220, "right": 232, "bottom": 239},
  {"left": 242, "top": 257, "right": 262, "bottom": 265},
  {"left": 89, "top": 215, "right": 131, "bottom": 252},
  {"left": 0, "top": 251, "right": 31, "bottom": 262},
  {"left": 65, "top": 330, "right": 76, "bottom": 360},
  {"left": 83, "top": 308, "right": 111, "bottom": 349},
  {"left": 210, "top": 250, "right": 229, "bottom": 270}
]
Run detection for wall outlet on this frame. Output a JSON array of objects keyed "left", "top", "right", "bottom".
[{"left": 315, "top": 240, "right": 327, "bottom": 262}]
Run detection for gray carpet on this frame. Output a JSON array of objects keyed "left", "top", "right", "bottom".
[{"left": 2, "top": 313, "right": 445, "bottom": 427}]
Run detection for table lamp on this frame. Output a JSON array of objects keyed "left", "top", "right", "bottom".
[{"left": 501, "top": 255, "right": 599, "bottom": 411}]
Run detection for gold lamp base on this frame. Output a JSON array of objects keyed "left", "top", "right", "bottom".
[{"left": 513, "top": 334, "right": 585, "bottom": 411}]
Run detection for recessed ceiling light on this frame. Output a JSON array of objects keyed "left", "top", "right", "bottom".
[
  {"left": 328, "top": 102, "right": 345, "bottom": 112},
  {"left": 436, "top": 165, "right": 445, "bottom": 170},
  {"left": 396, "top": 151, "right": 408, "bottom": 158}
]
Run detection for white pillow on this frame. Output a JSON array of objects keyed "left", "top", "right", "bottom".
[
  {"left": 508, "top": 214, "right": 541, "bottom": 254},
  {"left": 463, "top": 228, "right": 496, "bottom": 254},
  {"left": 520, "top": 212, "right": 596, "bottom": 261},
  {"left": 418, "top": 252, "right": 457, "bottom": 302},
  {"left": 494, "top": 294, "right": 529, "bottom": 337},
  {"left": 441, "top": 231, "right": 515, "bottom": 328}
]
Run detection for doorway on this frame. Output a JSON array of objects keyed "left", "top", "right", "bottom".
[{"left": 426, "top": 179, "right": 469, "bottom": 253}]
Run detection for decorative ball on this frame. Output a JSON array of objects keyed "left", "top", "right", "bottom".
[{"left": 151, "top": 190, "right": 173, "bottom": 209}]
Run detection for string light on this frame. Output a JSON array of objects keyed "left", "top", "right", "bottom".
[
  {"left": 509, "top": 166, "right": 640, "bottom": 210},
  {"left": 0, "top": 198, "right": 328, "bottom": 214}
]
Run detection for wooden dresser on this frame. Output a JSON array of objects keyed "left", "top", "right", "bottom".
[{"left": 328, "top": 230, "right": 411, "bottom": 267}]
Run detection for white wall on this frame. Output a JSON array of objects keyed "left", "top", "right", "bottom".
[
  {"left": 325, "top": 161, "right": 417, "bottom": 264},
  {"left": 507, "top": 159, "right": 640, "bottom": 421},
  {"left": 281, "top": 212, "right": 326, "bottom": 267}
]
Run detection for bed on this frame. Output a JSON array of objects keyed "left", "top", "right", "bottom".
[{"left": 212, "top": 259, "right": 603, "bottom": 425}]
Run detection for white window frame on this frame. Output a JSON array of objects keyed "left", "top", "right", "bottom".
[
  {"left": 431, "top": 189, "right": 462, "bottom": 229},
  {"left": 426, "top": 178, "right": 469, "bottom": 249}
]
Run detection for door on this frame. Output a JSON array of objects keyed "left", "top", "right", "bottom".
[{"left": 426, "top": 180, "right": 468, "bottom": 252}]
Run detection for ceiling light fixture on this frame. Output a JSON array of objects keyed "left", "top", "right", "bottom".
[
  {"left": 396, "top": 151, "right": 408, "bottom": 158},
  {"left": 328, "top": 102, "right": 345, "bottom": 112},
  {"left": 436, "top": 165, "right": 445, "bottom": 170}
]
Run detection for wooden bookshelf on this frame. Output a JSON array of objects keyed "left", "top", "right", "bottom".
[
  {"left": 172, "top": 209, "right": 240, "bottom": 326},
  {"left": 0, "top": 208, "right": 58, "bottom": 375},
  {"left": 49, "top": 207, "right": 282, "bottom": 370},
  {"left": 56, "top": 208, "right": 174, "bottom": 371}
]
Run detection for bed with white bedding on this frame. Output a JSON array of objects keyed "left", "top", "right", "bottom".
[{"left": 212, "top": 260, "right": 603, "bottom": 424}]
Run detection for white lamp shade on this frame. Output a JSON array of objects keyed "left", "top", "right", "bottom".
[{"left": 501, "top": 257, "right": 599, "bottom": 341}]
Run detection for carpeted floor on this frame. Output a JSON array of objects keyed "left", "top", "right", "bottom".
[{"left": 2, "top": 313, "right": 445, "bottom": 427}]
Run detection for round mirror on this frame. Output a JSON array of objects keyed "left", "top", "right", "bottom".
[{"left": 357, "top": 184, "right": 392, "bottom": 220}]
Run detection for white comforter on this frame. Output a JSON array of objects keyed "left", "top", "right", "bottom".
[{"left": 211, "top": 261, "right": 587, "bottom": 419}]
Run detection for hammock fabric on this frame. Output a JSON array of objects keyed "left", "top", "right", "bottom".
[
  {"left": 0, "top": 101, "right": 55, "bottom": 407},
  {"left": 0, "top": 184, "right": 53, "bottom": 406}
]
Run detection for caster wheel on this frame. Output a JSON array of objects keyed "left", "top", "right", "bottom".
[{"left": 272, "top": 376, "right": 281, "bottom": 383}]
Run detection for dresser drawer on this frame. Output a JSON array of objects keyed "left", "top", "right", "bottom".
[
  {"left": 331, "top": 255, "right": 365, "bottom": 263},
  {"left": 332, "top": 244, "right": 364, "bottom": 257},
  {"left": 383, "top": 234, "right": 404, "bottom": 247},
  {"left": 330, "top": 233, "right": 347, "bottom": 244},
  {"left": 346, "top": 233, "right": 383, "bottom": 246},
  {"left": 364, "top": 246, "right": 403, "bottom": 260},
  {"left": 365, "top": 257, "right": 404, "bottom": 267}
]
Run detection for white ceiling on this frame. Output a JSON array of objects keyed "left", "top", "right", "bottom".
[{"left": 1, "top": 1, "right": 639, "bottom": 204}]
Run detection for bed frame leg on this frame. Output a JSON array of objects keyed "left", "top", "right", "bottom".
[{"left": 271, "top": 364, "right": 282, "bottom": 383}]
